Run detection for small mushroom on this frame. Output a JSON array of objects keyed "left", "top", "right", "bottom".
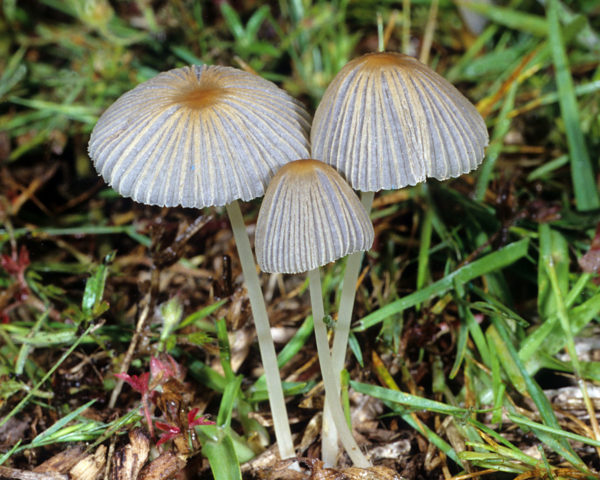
[
  {"left": 256, "top": 159, "right": 373, "bottom": 467},
  {"left": 89, "top": 64, "right": 311, "bottom": 460},
  {"left": 256, "top": 160, "right": 373, "bottom": 274},
  {"left": 311, "top": 51, "right": 489, "bottom": 464}
]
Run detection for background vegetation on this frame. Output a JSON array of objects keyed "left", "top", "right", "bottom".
[{"left": 1, "top": 0, "right": 599, "bottom": 478}]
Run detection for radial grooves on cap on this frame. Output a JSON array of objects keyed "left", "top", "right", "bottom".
[
  {"left": 88, "top": 65, "right": 311, "bottom": 208},
  {"left": 311, "top": 52, "right": 489, "bottom": 192},
  {"left": 255, "top": 160, "right": 374, "bottom": 274}
]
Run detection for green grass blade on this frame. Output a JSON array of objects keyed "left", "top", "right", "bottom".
[
  {"left": 0, "top": 322, "right": 99, "bottom": 429},
  {"left": 356, "top": 239, "right": 529, "bottom": 331},
  {"left": 27, "top": 399, "right": 96, "bottom": 448},
  {"left": 475, "top": 81, "right": 518, "bottom": 201},
  {"left": 198, "top": 426, "right": 243, "bottom": 480},
  {"left": 252, "top": 314, "right": 313, "bottom": 392},
  {"left": 350, "top": 381, "right": 468, "bottom": 416},
  {"left": 491, "top": 316, "right": 586, "bottom": 470},
  {"left": 547, "top": 0, "right": 599, "bottom": 210},
  {"left": 460, "top": 2, "right": 548, "bottom": 36}
]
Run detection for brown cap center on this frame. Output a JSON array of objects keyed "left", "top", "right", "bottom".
[
  {"left": 173, "top": 83, "right": 226, "bottom": 110},
  {"left": 278, "top": 159, "right": 327, "bottom": 176},
  {"left": 358, "top": 52, "right": 415, "bottom": 71}
]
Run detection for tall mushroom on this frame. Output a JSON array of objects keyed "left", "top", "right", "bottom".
[
  {"left": 255, "top": 159, "right": 374, "bottom": 467},
  {"left": 311, "top": 51, "right": 489, "bottom": 463},
  {"left": 88, "top": 64, "right": 311, "bottom": 459}
]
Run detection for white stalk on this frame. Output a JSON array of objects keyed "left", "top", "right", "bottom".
[
  {"left": 308, "top": 268, "right": 370, "bottom": 468},
  {"left": 323, "top": 191, "right": 375, "bottom": 464},
  {"left": 225, "top": 201, "right": 294, "bottom": 459}
]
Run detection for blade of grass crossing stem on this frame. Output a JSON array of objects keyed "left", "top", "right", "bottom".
[
  {"left": 547, "top": 0, "right": 599, "bottom": 211},
  {"left": 490, "top": 316, "right": 586, "bottom": 470},
  {"left": 474, "top": 80, "right": 518, "bottom": 201},
  {"left": 356, "top": 239, "right": 529, "bottom": 331},
  {"left": 541, "top": 225, "right": 600, "bottom": 454},
  {"left": 253, "top": 314, "right": 313, "bottom": 392}
]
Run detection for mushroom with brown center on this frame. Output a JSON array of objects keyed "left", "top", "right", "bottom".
[
  {"left": 255, "top": 159, "right": 374, "bottom": 467},
  {"left": 311, "top": 51, "right": 489, "bottom": 464},
  {"left": 88, "top": 64, "right": 311, "bottom": 460}
]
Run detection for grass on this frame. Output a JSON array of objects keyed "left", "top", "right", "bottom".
[{"left": 1, "top": 0, "right": 600, "bottom": 478}]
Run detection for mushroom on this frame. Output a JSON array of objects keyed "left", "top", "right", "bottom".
[
  {"left": 255, "top": 159, "right": 373, "bottom": 467},
  {"left": 88, "top": 64, "right": 311, "bottom": 459},
  {"left": 310, "top": 51, "right": 489, "bottom": 463}
]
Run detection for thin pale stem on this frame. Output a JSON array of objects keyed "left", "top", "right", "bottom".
[
  {"left": 331, "top": 191, "right": 374, "bottom": 374},
  {"left": 308, "top": 268, "right": 370, "bottom": 468},
  {"left": 225, "top": 201, "right": 294, "bottom": 460},
  {"left": 324, "top": 191, "right": 374, "bottom": 464}
]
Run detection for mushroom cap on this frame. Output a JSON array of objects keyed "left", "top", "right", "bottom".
[
  {"left": 256, "top": 159, "right": 374, "bottom": 274},
  {"left": 88, "top": 65, "right": 311, "bottom": 208},
  {"left": 311, "top": 52, "right": 489, "bottom": 192}
]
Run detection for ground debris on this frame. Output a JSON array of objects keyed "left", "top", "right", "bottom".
[
  {"left": 32, "top": 447, "right": 86, "bottom": 475},
  {"left": 110, "top": 429, "right": 149, "bottom": 480},
  {"left": 70, "top": 446, "right": 107, "bottom": 480},
  {"left": 137, "top": 452, "right": 185, "bottom": 480},
  {"left": 0, "top": 466, "right": 67, "bottom": 480},
  {"left": 304, "top": 459, "right": 405, "bottom": 480}
]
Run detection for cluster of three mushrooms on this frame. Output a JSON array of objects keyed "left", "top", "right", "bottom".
[{"left": 88, "top": 53, "right": 488, "bottom": 466}]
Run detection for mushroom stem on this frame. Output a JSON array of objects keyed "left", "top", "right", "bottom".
[
  {"left": 307, "top": 268, "right": 370, "bottom": 468},
  {"left": 323, "top": 190, "right": 374, "bottom": 465},
  {"left": 225, "top": 201, "right": 294, "bottom": 460},
  {"left": 331, "top": 191, "right": 374, "bottom": 375}
]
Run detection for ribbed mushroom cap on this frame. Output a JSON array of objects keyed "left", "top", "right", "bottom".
[
  {"left": 88, "top": 65, "right": 311, "bottom": 208},
  {"left": 311, "top": 52, "right": 489, "bottom": 192},
  {"left": 256, "top": 159, "right": 374, "bottom": 274}
]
